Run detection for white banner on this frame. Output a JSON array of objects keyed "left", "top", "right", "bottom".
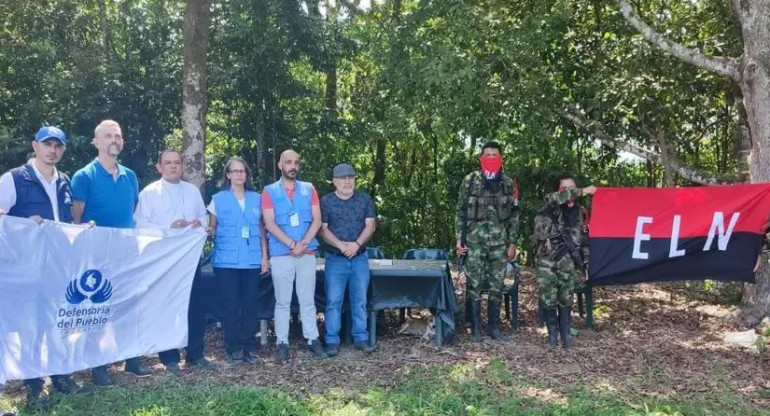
[{"left": 0, "top": 215, "right": 206, "bottom": 383}]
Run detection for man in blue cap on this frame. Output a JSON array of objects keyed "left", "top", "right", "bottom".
[{"left": 0, "top": 126, "right": 81, "bottom": 409}]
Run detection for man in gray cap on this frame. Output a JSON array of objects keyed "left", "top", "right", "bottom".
[{"left": 319, "top": 163, "right": 377, "bottom": 356}]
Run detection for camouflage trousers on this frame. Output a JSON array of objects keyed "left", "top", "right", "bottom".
[
  {"left": 466, "top": 243, "right": 506, "bottom": 303},
  {"left": 536, "top": 254, "right": 577, "bottom": 309}
]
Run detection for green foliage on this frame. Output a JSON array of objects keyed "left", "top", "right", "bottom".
[{"left": 0, "top": 0, "right": 744, "bottom": 259}]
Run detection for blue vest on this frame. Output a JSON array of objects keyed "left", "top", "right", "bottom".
[
  {"left": 211, "top": 190, "right": 263, "bottom": 269},
  {"left": 265, "top": 180, "right": 319, "bottom": 256},
  {"left": 8, "top": 164, "right": 73, "bottom": 223}
]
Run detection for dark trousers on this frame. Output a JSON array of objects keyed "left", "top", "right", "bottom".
[
  {"left": 91, "top": 357, "right": 142, "bottom": 378},
  {"left": 213, "top": 267, "right": 261, "bottom": 355},
  {"left": 159, "top": 265, "right": 210, "bottom": 365},
  {"left": 23, "top": 374, "right": 68, "bottom": 389}
]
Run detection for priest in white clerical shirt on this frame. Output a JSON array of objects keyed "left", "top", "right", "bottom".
[{"left": 133, "top": 149, "right": 214, "bottom": 374}]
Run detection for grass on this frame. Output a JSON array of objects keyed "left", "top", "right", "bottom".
[{"left": 4, "top": 360, "right": 768, "bottom": 416}]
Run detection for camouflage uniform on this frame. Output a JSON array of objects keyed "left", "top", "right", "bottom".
[
  {"left": 456, "top": 171, "right": 519, "bottom": 340},
  {"left": 532, "top": 186, "right": 589, "bottom": 347}
]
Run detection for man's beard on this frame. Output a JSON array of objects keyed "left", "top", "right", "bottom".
[
  {"left": 107, "top": 144, "right": 121, "bottom": 157},
  {"left": 282, "top": 168, "right": 298, "bottom": 178}
]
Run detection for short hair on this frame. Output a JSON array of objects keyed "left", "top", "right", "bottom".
[
  {"left": 220, "top": 156, "right": 255, "bottom": 191},
  {"left": 480, "top": 141, "right": 502, "bottom": 154},
  {"left": 555, "top": 173, "right": 578, "bottom": 191},
  {"left": 157, "top": 149, "right": 182, "bottom": 164},
  {"left": 94, "top": 120, "right": 121, "bottom": 138}
]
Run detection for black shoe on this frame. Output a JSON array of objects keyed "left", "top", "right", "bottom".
[
  {"left": 188, "top": 357, "right": 215, "bottom": 370},
  {"left": 487, "top": 300, "right": 509, "bottom": 341},
  {"left": 276, "top": 343, "right": 290, "bottom": 362},
  {"left": 558, "top": 306, "right": 573, "bottom": 348},
  {"left": 243, "top": 350, "right": 261, "bottom": 365},
  {"left": 470, "top": 300, "right": 482, "bottom": 342},
  {"left": 308, "top": 339, "right": 329, "bottom": 358},
  {"left": 228, "top": 350, "right": 244, "bottom": 363},
  {"left": 1, "top": 413, "right": 17, "bottom": 416},
  {"left": 164, "top": 362, "right": 181, "bottom": 375},
  {"left": 125, "top": 359, "right": 152, "bottom": 377},
  {"left": 92, "top": 366, "right": 114, "bottom": 387},
  {"left": 52, "top": 375, "right": 80, "bottom": 394},
  {"left": 326, "top": 343, "right": 339, "bottom": 357},
  {"left": 354, "top": 341, "right": 376, "bottom": 353},
  {"left": 545, "top": 308, "right": 558, "bottom": 348}
]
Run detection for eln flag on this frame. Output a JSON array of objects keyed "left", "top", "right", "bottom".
[
  {"left": 588, "top": 184, "right": 770, "bottom": 286},
  {"left": 0, "top": 216, "right": 205, "bottom": 383}
]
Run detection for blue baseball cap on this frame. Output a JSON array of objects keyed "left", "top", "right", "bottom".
[{"left": 35, "top": 126, "right": 67, "bottom": 145}]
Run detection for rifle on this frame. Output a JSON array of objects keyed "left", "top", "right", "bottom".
[
  {"left": 548, "top": 222, "right": 585, "bottom": 271},
  {"left": 456, "top": 200, "right": 469, "bottom": 272}
]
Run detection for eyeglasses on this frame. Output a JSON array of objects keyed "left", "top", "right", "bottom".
[{"left": 228, "top": 169, "right": 246, "bottom": 175}]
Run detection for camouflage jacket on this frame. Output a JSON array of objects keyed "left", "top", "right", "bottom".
[
  {"left": 455, "top": 171, "right": 519, "bottom": 246},
  {"left": 532, "top": 187, "right": 589, "bottom": 264}
]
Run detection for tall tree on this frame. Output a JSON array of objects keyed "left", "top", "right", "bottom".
[
  {"left": 612, "top": 0, "right": 770, "bottom": 324},
  {"left": 181, "top": 0, "right": 212, "bottom": 191}
]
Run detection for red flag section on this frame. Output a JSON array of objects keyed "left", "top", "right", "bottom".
[{"left": 588, "top": 184, "right": 770, "bottom": 286}]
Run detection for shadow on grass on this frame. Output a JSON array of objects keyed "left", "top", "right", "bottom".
[{"left": 14, "top": 361, "right": 770, "bottom": 416}]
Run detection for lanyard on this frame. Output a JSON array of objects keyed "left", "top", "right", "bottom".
[{"left": 276, "top": 181, "right": 297, "bottom": 214}]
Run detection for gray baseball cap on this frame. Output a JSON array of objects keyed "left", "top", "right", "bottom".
[{"left": 332, "top": 163, "right": 357, "bottom": 177}]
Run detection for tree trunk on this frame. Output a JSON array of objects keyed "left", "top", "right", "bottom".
[
  {"left": 97, "top": 0, "right": 112, "bottom": 61},
  {"left": 733, "top": 0, "right": 770, "bottom": 326},
  {"left": 371, "top": 138, "right": 386, "bottom": 201},
  {"left": 655, "top": 128, "right": 675, "bottom": 186},
  {"left": 181, "top": 0, "right": 212, "bottom": 192},
  {"left": 325, "top": 65, "right": 337, "bottom": 114},
  {"left": 255, "top": 98, "right": 267, "bottom": 188}
]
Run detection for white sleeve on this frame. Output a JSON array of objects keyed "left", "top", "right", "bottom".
[
  {"left": 0, "top": 172, "right": 17, "bottom": 213},
  {"left": 206, "top": 199, "right": 216, "bottom": 217},
  {"left": 133, "top": 190, "right": 161, "bottom": 229}
]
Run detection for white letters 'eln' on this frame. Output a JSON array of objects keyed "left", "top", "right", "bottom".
[
  {"left": 703, "top": 212, "right": 739, "bottom": 251},
  {"left": 632, "top": 216, "right": 653, "bottom": 260}
]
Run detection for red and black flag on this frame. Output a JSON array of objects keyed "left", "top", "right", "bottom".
[{"left": 588, "top": 184, "right": 770, "bottom": 286}]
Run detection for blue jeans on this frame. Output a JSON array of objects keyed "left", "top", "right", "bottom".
[{"left": 324, "top": 252, "right": 370, "bottom": 344}]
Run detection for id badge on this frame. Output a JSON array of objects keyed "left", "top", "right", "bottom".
[
  {"left": 241, "top": 226, "right": 250, "bottom": 239},
  {"left": 289, "top": 213, "right": 300, "bottom": 227}
]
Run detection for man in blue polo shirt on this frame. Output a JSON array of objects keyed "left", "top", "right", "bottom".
[
  {"left": 0, "top": 126, "right": 81, "bottom": 409},
  {"left": 71, "top": 119, "right": 149, "bottom": 387}
]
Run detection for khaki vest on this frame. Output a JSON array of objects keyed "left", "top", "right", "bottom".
[{"left": 466, "top": 172, "right": 515, "bottom": 222}]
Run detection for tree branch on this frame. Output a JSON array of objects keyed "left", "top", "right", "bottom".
[
  {"left": 615, "top": 0, "right": 740, "bottom": 81},
  {"left": 560, "top": 107, "right": 735, "bottom": 185}
]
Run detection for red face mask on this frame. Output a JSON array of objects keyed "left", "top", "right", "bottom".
[{"left": 480, "top": 156, "right": 503, "bottom": 179}]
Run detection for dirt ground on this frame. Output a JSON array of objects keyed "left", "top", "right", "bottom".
[{"left": 5, "top": 267, "right": 770, "bottom": 409}]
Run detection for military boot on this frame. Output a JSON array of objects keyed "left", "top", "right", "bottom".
[
  {"left": 558, "top": 306, "right": 573, "bottom": 348},
  {"left": 470, "top": 300, "right": 482, "bottom": 342},
  {"left": 545, "top": 308, "right": 558, "bottom": 348},
  {"left": 487, "top": 300, "right": 508, "bottom": 341}
]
